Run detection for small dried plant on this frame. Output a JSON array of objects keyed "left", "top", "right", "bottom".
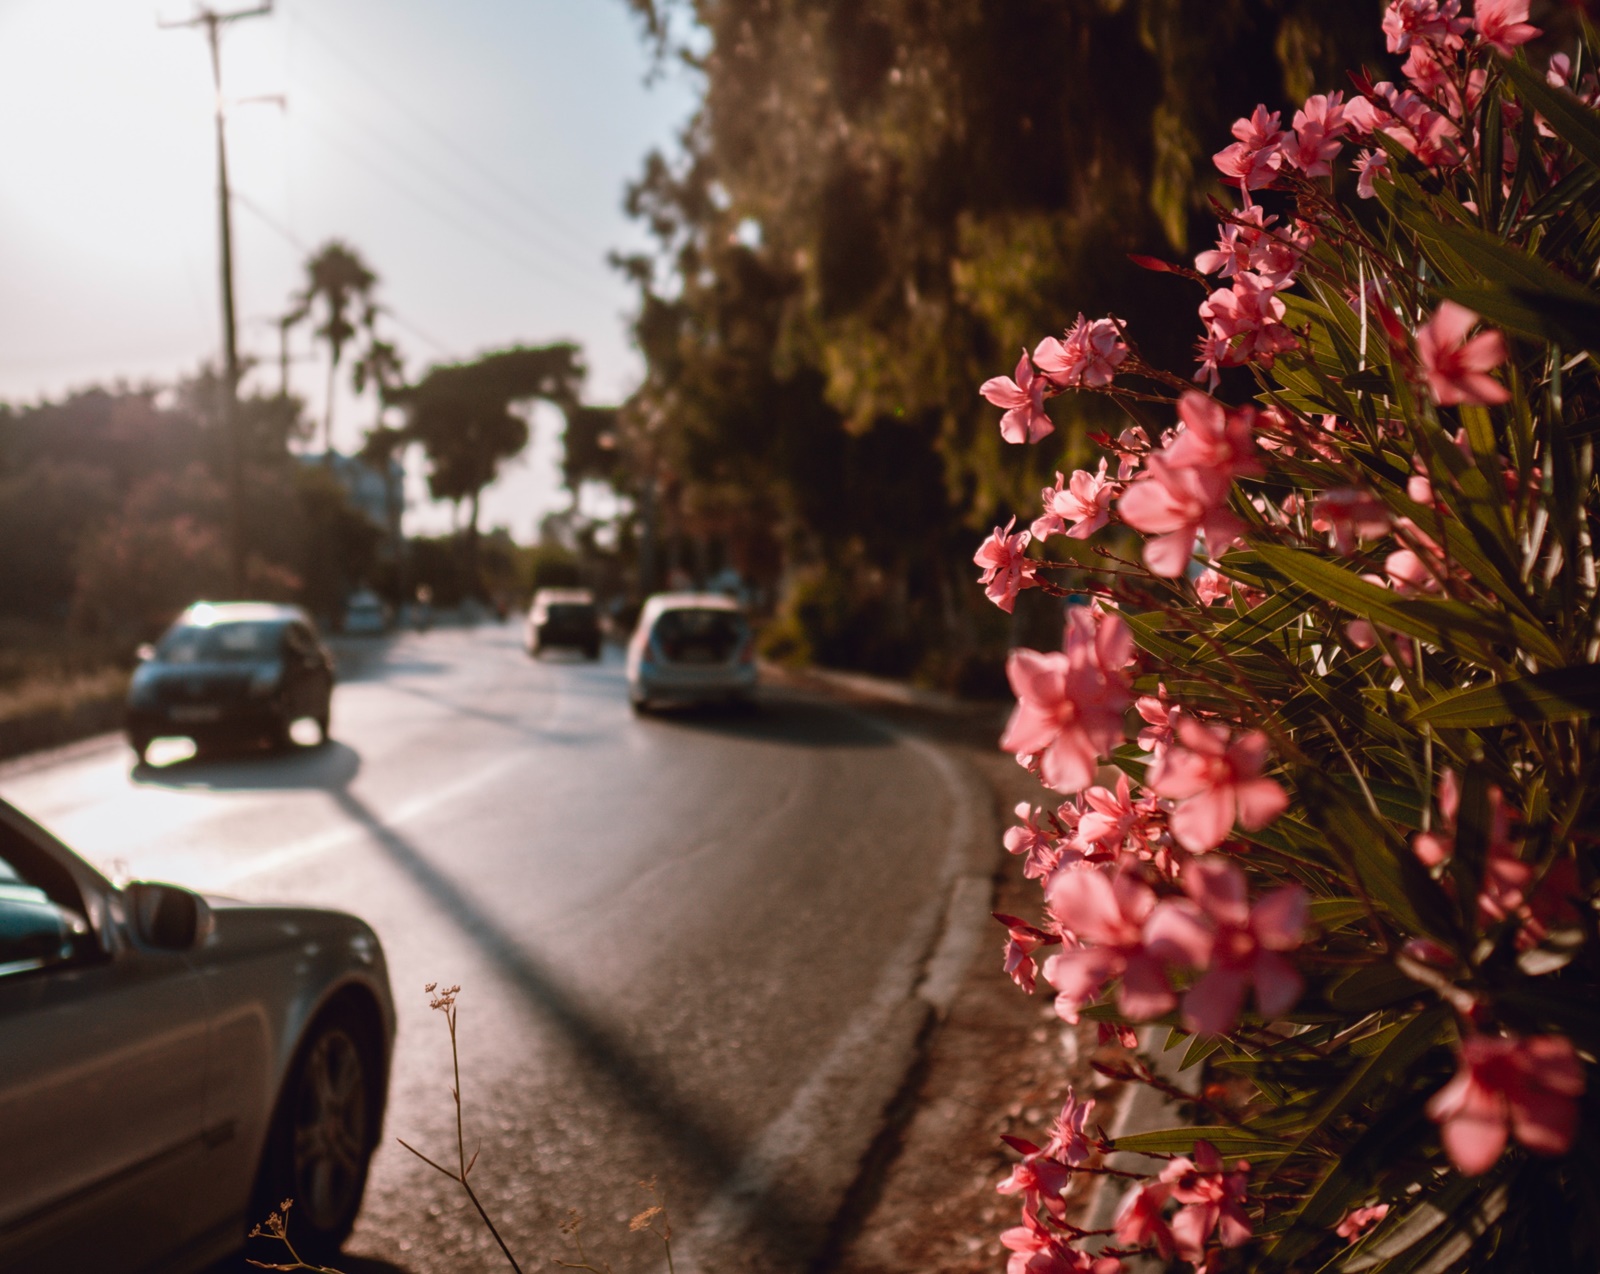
[
  {"left": 555, "top": 1179, "right": 675, "bottom": 1274},
  {"left": 246, "top": 1199, "right": 344, "bottom": 1273},
  {"left": 398, "top": 982, "right": 525, "bottom": 1273}
]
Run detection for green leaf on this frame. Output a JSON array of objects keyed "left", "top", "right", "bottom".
[
  {"left": 1111, "top": 1125, "right": 1290, "bottom": 1157},
  {"left": 1503, "top": 58, "right": 1600, "bottom": 174},
  {"left": 1411, "top": 665, "right": 1600, "bottom": 727},
  {"left": 1310, "top": 898, "right": 1372, "bottom": 931},
  {"left": 1253, "top": 544, "right": 1563, "bottom": 668}
]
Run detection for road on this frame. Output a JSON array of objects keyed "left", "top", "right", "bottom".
[{"left": 0, "top": 623, "right": 997, "bottom": 1273}]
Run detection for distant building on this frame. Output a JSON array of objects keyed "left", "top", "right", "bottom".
[{"left": 297, "top": 451, "right": 404, "bottom": 554}]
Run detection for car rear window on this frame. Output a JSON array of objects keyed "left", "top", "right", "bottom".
[
  {"left": 546, "top": 604, "right": 596, "bottom": 624},
  {"left": 157, "top": 621, "right": 284, "bottom": 664},
  {"left": 651, "top": 608, "right": 746, "bottom": 662}
]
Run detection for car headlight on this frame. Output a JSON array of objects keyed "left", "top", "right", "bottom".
[{"left": 248, "top": 663, "right": 283, "bottom": 697}]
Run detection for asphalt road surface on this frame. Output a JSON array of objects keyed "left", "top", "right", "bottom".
[{"left": 0, "top": 624, "right": 997, "bottom": 1274}]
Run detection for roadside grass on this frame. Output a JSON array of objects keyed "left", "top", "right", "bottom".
[{"left": 0, "top": 621, "right": 131, "bottom": 760}]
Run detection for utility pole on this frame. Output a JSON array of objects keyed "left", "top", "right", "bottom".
[{"left": 162, "top": 2, "right": 273, "bottom": 598}]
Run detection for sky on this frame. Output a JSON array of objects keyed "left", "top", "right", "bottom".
[{"left": 0, "top": 0, "right": 698, "bottom": 538}]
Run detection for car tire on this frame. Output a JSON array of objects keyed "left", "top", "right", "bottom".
[
  {"left": 629, "top": 696, "right": 649, "bottom": 715},
  {"left": 585, "top": 644, "right": 601, "bottom": 661},
  {"left": 129, "top": 735, "right": 151, "bottom": 764},
  {"left": 270, "top": 714, "right": 295, "bottom": 752},
  {"left": 251, "top": 1012, "right": 379, "bottom": 1263}
]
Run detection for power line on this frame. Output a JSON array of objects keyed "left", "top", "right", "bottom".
[
  {"left": 231, "top": 188, "right": 455, "bottom": 358},
  {"left": 293, "top": 104, "right": 603, "bottom": 297},
  {"left": 284, "top": 3, "right": 605, "bottom": 260},
  {"left": 292, "top": 119, "right": 601, "bottom": 299}
]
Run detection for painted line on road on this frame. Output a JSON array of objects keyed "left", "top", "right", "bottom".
[
  {"left": 215, "top": 750, "right": 531, "bottom": 888},
  {"left": 667, "top": 724, "right": 989, "bottom": 1270}
]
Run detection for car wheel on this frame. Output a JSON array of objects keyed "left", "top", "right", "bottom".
[
  {"left": 629, "top": 696, "right": 649, "bottom": 715},
  {"left": 585, "top": 644, "right": 601, "bottom": 661},
  {"left": 253, "top": 1015, "right": 378, "bottom": 1261},
  {"left": 270, "top": 714, "right": 295, "bottom": 752},
  {"left": 129, "top": 734, "right": 151, "bottom": 764}
]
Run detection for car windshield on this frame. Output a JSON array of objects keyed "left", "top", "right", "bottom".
[
  {"left": 651, "top": 608, "right": 746, "bottom": 662},
  {"left": 157, "top": 620, "right": 284, "bottom": 664}
]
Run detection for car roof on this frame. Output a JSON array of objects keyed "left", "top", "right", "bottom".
[
  {"left": 640, "top": 592, "right": 744, "bottom": 618},
  {"left": 176, "top": 601, "right": 312, "bottom": 627},
  {"left": 532, "top": 588, "right": 594, "bottom": 605}
]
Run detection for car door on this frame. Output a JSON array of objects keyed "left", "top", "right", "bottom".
[{"left": 0, "top": 815, "right": 210, "bottom": 1274}]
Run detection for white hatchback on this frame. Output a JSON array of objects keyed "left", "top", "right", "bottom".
[{"left": 626, "top": 594, "right": 757, "bottom": 711}]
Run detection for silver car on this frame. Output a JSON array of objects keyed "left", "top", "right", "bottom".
[
  {"left": 0, "top": 798, "right": 394, "bottom": 1274},
  {"left": 626, "top": 593, "right": 758, "bottom": 711}
]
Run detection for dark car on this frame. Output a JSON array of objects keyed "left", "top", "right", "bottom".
[
  {"left": 125, "top": 602, "right": 335, "bottom": 763},
  {"left": 524, "top": 588, "right": 601, "bottom": 659},
  {"left": 0, "top": 796, "right": 394, "bottom": 1273}
]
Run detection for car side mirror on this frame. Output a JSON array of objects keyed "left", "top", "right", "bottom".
[
  {"left": 125, "top": 882, "right": 208, "bottom": 951},
  {"left": 136, "top": 643, "right": 157, "bottom": 662}
]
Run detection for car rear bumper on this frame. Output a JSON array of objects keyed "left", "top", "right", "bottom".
[
  {"left": 126, "top": 700, "right": 284, "bottom": 741},
  {"left": 632, "top": 662, "right": 758, "bottom": 701}
]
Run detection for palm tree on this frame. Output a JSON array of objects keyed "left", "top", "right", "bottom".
[
  {"left": 353, "top": 331, "right": 409, "bottom": 567},
  {"left": 296, "top": 241, "right": 377, "bottom": 461}
]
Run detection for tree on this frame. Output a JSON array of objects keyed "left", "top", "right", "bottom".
[
  {"left": 297, "top": 240, "right": 378, "bottom": 459},
  {"left": 614, "top": 0, "right": 1382, "bottom": 676},
  {"left": 394, "top": 345, "right": 586, "bottom": 593}
]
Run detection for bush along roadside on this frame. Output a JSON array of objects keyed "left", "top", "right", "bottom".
[
  {"left": 974, "top": 5, "right": 1600, "bottom": 1272},
  {"left": 0, "top": 667, "right": 128, "bottom": 763}
]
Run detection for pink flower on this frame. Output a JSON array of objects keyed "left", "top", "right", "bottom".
[
  {"left": 1412, "top": 769, "right": 1460, "bottom": 866},
  {"left": 1282, "top": 93, "right": 1348, "bottom": 177},
  {"left": 1000, "top": 608, "right": 1134, "bottom": 793},
  {"left": 1146, "top": 857, "right": 1307, "bottom": 1034},
  {"left": 1114, "top": 1181, "right": 1176, "bottom": 1258},
  {"left": 1000, "top": 1212, "right": 1122, "bottom": 1274},
  {"left": 1135, "top": 684, "right": 1178, "bottom": 754},
  {"left": 1034, "top": 315, "right": 1129, "bottom": 389},
  {"left": 1161, "top": 393, "right": 1267, "bottom": 480},
  {"left": 1147, "top": 719, "right": 1289, "bottom": 852},
  {"left": 1200, "top": 273, "right": 1298, "bottom": 366},
  {"left": 1354, "top": 148, "right": 1390, "bottom": 198},
  {"left": 1385, "top": 518, "right": 1448, "bottom": 594},
  {"left": 1194, "top": 568, "right": 1234, "bottom": 606},
  {"left": 975, "top": 518, "right": 1039, "bottom": 613},
  {"left": 1474, "top": 0, "right": 1540, "bottom": 55},
  {"left": 982, "top": 350, "right": 1056, "bottom": 444},
  {"left": 1005, "top": 802, "right": 1066, "bottom": 879},
  {"left": 1336, "top": 1203, "right": 1390, "bottom": 1242},
  {"left": 996, "top": 912, "right": 1059, "bottom": 994},
  {"left": 1033, "top": 462, "right": 1116, "bottom": 540},
  {"left": 1383, "top": 0, "right": 1469, "bottom": 55},
  {"left": 1072, "top": 772, "right": 1141, "bottom": 858},
  {"left": 1042, "top": 867, "right": 1176, "bottom": 1023},
  {"left": 1118, "top": 459, "right": 1245, "bottom": 578},
  {"left": 1162, "top": 1141, "right": 1253, "bottom": 1263},
  {"left": 1416, "top": 301, "right": 1510, "bottom": 405},
  {"left": 1311, "top": 488, "right": 1392, "bottom": 554},
  {"left": 1427, "top": 1032, "right": 1586, "bottom": 1175},
  {"left": 1195, "top": 207, "right": 1309, "bottom": 285},
  {"left": 1214, "top": 105, "right": 1286, "bottom": 190}
]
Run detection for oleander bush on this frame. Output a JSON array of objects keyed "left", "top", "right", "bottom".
[{"left": 975, "top": 4, "right": 1600, "bottom": 1270}]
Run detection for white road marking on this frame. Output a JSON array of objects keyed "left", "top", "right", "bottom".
[{"left": 214, "top": 749, "right": 533, "bottom": 888}]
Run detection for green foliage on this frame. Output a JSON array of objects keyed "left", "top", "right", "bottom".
[{"left": 614, "top": 0, "right": 1379, "bottom": 671}]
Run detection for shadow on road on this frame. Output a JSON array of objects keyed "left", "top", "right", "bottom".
[
  {"left": 133, "top": 741, "right": 362, "bottom": 792},
  {"left": 642, "top": 693, "right": 896, "bottom": 750},
  {"left": 325, "top": 783, "right": 829, "bottom": 1260}
]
